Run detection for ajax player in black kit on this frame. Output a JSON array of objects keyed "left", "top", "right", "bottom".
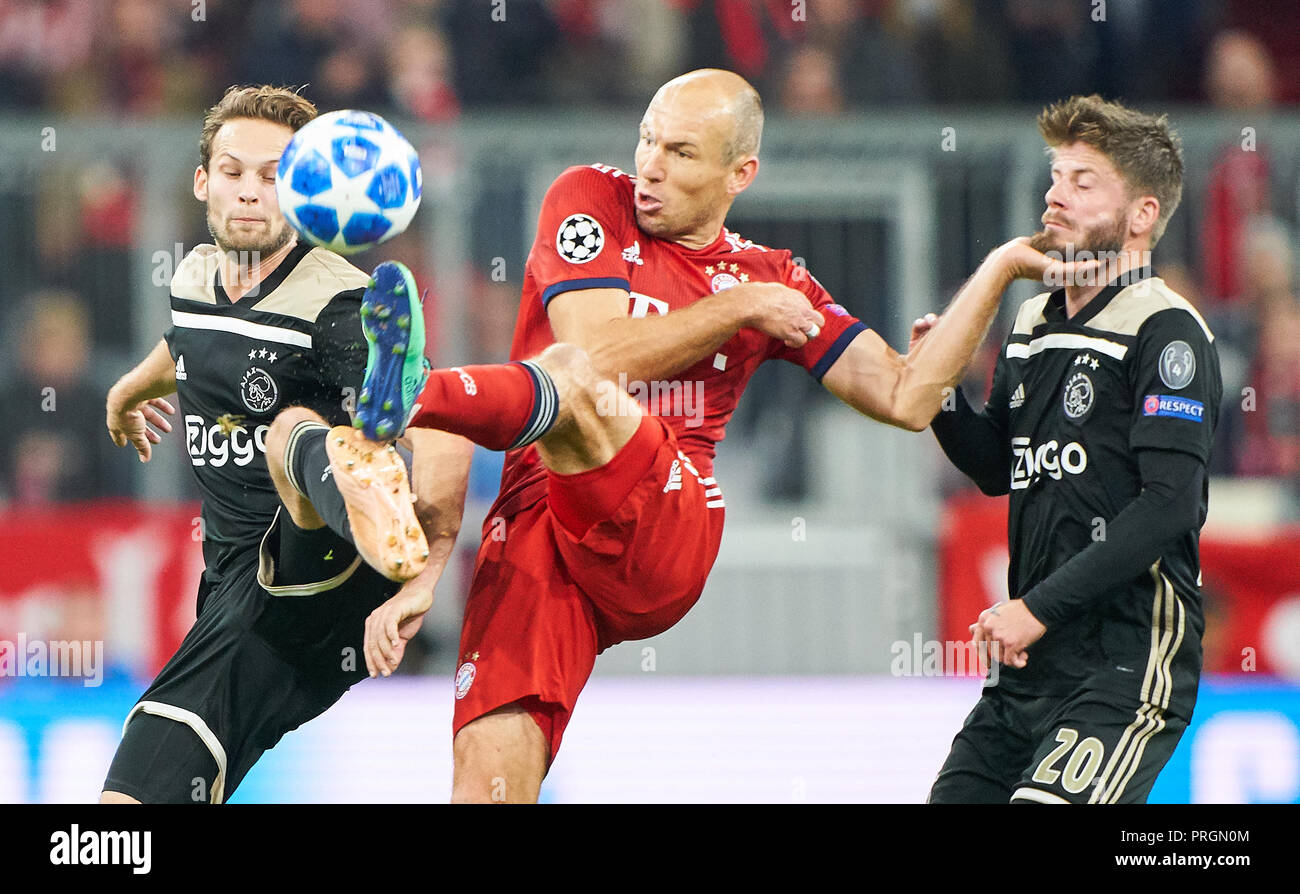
[
  {"left": 922, "top": 96, "right": 1222, "bottom": 804},
  {"left": 100, "top": 86, "right": 471, "bottom": 803}
]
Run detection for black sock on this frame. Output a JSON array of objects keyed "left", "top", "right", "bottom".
[{"left": 283, "top": 421, "right": 354, "bottom": 545}]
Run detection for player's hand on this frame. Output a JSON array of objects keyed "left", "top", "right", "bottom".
[
  {"left": 969, "top": 619, "right": 1000, "bottom": 676},
  {"left": 975, "top": 599, "right": 1046, "bottom": 669},
  {"left": 909, "top": 313, "right": 939, "bottom": 353},
  {"left": 363, "top": 579, "right": 433, "bottom": 678},
  {"left": 990, "top": 237, "right": 1103, "bottom": 289},
  {"left": 736, "top": 282, "right": 826, "bottom": 348},
  {"left": 107, "top": 396, "right": 175, "bottom": 463}
]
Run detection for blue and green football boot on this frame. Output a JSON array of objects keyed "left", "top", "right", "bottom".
[{"left": 355, "top": 261, "right": 430, "bottom": 441}]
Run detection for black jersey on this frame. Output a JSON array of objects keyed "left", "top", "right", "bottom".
[
  {"left": 966, "top": 269, "right": 1221, "bottom": 718},
  {"left": 164, "top": 242, "right": 370, "bottom": 584}
]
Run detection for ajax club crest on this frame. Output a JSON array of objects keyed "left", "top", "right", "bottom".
[
  {"left": 1062, "top": 370, "right": 1095, "bottom": 421},
  {"left": 241, "top": 366, "right": 279, "bottom": 414}
]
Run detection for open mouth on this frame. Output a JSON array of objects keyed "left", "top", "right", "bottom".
[{"left": 635, "top": 191, "right": 663, "bottom": 214}]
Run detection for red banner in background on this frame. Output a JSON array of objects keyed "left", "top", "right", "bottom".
[
  {"left": 939, "top": 492, "right": 1300, "bottom": 675},
  {"left": 0, "top": 502, "right": 202, "bottom": 679}
]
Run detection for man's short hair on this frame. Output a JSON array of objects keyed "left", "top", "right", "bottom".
[
  {"left": 722, "top": 85, "right": 764, "bottom": 164},
  {"left": 198, "top": 85, "right": 317, "bottom": 170},
  {"left": 1038, "top": 95, "right": 1183, "bottom": 246}
]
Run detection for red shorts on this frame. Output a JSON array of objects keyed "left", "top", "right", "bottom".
[{"left": 451, "top": 415, "right": 725, "bottom": 760}]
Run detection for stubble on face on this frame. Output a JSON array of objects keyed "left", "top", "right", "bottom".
[
  {"left": 1028, "top": 210, "right": 1128, "bottom": 258},
  {"left": 207, "top": 203, "right": 294, "bottom": 260}
]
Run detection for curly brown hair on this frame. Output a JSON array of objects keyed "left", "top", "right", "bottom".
[
  {"left": 1038, "top": 95, "right": 1183, "bottom": 246},
  {"left": 198, "top": 85, "right": 317, "bottom": 171}
]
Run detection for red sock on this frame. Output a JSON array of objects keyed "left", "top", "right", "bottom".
[{"left": 409, "top": 362, "right": 553, "bottom": 451}]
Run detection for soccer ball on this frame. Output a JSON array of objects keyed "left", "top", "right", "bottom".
[{"left": 275, "top": 110, "right": 422, "bottom": 255}]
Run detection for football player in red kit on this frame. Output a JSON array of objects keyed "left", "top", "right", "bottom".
[{"left": 331, "top": 69, "right": 1083, "bottom": 802}]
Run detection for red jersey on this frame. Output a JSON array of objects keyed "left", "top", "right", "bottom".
[{"left": 495, "top": 163, "right": 865, "bottom": 513}]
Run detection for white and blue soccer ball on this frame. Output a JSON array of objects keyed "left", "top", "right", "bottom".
[{"left": 275, "top": 109, "right": 422, "bottom": 255}]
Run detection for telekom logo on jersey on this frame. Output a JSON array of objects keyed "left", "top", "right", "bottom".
[
  {"left": 1010, "top": 436, "right": 1088, "bottom": 490},
  {"left": 621, "top": 292, "right": 705, "bottom": 427},
  {"left": 185, "top": 415, "right": 269, "bottom": 467},
  {"left": 630, "top": 291, "right": 668, "bottom": 318}
]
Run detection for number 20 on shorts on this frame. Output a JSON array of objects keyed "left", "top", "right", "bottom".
[{"left": 1032, "top": 727, "right": 1106, "bottom": 794}]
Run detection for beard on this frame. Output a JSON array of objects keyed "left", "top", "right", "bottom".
[
  {"left": 1029, "top": 211, "right": 1127, "bottom": 258},
  {"left": 207, "top": 204, "right": 295, "bottom": 259}
]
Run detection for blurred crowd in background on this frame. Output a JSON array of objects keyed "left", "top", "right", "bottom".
[
  {"left": 2, "top": 0, "right": 1297, "bottom": 115},
  {"left": 1, "top": 0, "right": 1299, "bottom": 506}
]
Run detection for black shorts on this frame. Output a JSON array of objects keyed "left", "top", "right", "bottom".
[
  {"left": 928, "top": 681, "right": 1191, "bottom": 804},
  {"left": 103, "top": 508, "right": 399, "bottom": 803}
]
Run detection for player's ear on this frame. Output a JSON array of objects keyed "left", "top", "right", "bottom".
[
  {"left": 726, "top": 156, "right": 759, "bottom": 198},
  {"left": 194, "top": 165, "right": 209, "bottom": 202},
  {"left": 1129, "top": 195, "right": 1159, "bottom": 242}
]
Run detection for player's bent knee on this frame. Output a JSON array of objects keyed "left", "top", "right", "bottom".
[
  {"left": 267, "top": 406, "right": 326, "bottom": 458},
  {"left": 99, "top": 790, "right": 141, "bottom": 804},
  {"left": 533, "top": 343, "right": 600, "bottom": 408},
  {"left": 535, "top": 341, "right": 593, "bottom": 376},
  {"left": 265, "top": 407, "right": 330, "bottom": 511},
  {"left": 533, "top": 343, "right": 641, "bottom": 441}
]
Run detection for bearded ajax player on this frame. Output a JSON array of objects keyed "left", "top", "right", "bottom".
[
  {"left": 328, "top": 69, "right": 1089, "bottom": 803},
  {"left": 920, "top": 96, "right": 1222, "bottom": 803},
  {"left": 100, "top": 85, "right": 471, "bottom": 803}
]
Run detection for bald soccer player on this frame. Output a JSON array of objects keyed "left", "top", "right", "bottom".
[{"left": 320, "top": 69, "right": 1087, "bottom": 802}]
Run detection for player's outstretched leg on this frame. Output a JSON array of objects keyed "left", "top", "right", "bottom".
[
  {"left": 335, "top": 258, "right": 644, "bottom": 532},
  {"left": 266, "top": 406, "right": 428, "bottom": 581},
  {"left": 351, "top": 261, "right": 642, "bottom": 469}
]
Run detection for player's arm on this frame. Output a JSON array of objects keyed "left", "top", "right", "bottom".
[
  {"left": 821, "top": 238, "right": 1076, "bottom": 431},
  {"left": 364, "top": 428, "right": 473, "bottom": 678},
  {"left": 106, "top": 338, "right": 177, "bottom": 462},
  {"left": 930, "top": 392, "right": 1011, "bottom": 494},
  {"left": 928, "top": 325, "right": 1012, "bottom": 496},
  {"left": 406, "top": 428, "right": 473, "bottom": 593},
  {"left": 547, "top": 281, "right": 822, "bottom": 384},
  {"left": 1019, "top": 448, "right": 1205, "bottom": 628}
]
